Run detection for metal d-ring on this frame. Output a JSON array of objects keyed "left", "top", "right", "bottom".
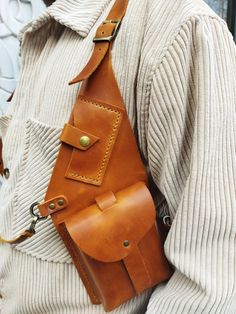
[
  {"left": 163, "top": 215, "right": 171, "bottom": 227},
  {"left": 28, "top": 202, "right": 48, "bottom": 233},
  {"left": 30, "top": 202, "right": 47, "bottom": 221}
]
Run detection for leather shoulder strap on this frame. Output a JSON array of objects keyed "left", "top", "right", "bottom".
[
  {"left": 38, "top": 0, "right": 148, "bottom": 220},
  {"left": 70, "top": 0, "right": 129, "bottom": 84}
]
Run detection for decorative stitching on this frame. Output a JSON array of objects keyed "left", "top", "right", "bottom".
[{"left": 68, "top": 98, "right": 122, "bottom": 183}]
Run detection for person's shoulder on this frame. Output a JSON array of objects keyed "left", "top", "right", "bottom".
[
  {"left": 138, "top": 0, "right": 229, "bottom": 65},
  {"left": 146, "top": 0, "right": 223, "bottom": 24},
  {"left": 144, "top": 0, "right": 227, "bottom": 39}
]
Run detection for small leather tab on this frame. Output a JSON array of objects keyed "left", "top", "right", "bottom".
[
  {"left": 95, "top": 191, "right": 117, "bottom": 211},
  {"left": 38, "top": 195, "right": 68, "bottom": 217},
  {"left": 69, "top": 42, "right": 109, "bottom": 84},
  {"left": 0, "top": 230, "right": 34, "bottom": 245},
  {"left": 60, "top": 124, "right": 99, "bottom": 151},
  {"left": 123, "top": 245, "right": 151, "bottom": 293}
]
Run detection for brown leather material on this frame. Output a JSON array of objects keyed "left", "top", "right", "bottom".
[
  {"left": 104, "top": 0, "right": 129, "bottom": 21},
  {"left": 38, "top": 0, "right": 172, "bottom": 311},
  {"left": 65, "top": 97, "right": 125, "bottom": 186},
  {"left": 58, "top": 223, "right": 102, "bottom": 305},
  {"left": 65, "top": 182, "right": 156, "bottom": 263},
  {"left": 94, "top": 22, "right": 120, "bottom": 41},
  {"left": 38, "top": 195, "right": 69, "bottom": 217},
  {"left": 0, "top": 230, "right": 34, "bottom": 245},
  {"left": 69, "top": 0, "right": 129, "bottom": 84},
  {"left": 69, "top": 42, "right": 109, "bottom": 84},
  {"left": 60, "top": 123, "right": 100, "bottom": 151},
  {"left": 95, "top": 191, "right": 117, "bottom": 211},
  {"left": 123, "top": 245, "right": 152, "bottom": 293}
]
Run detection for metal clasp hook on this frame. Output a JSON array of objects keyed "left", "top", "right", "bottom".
[
  {"left": 28, "top": 202, "right": 48, "bottom": 233},
  {"left": 163, "top": 215, "right": 171, "bottom": 227},
  {"left": 0, "top": 202, "right": 48, "bottom": 244}
]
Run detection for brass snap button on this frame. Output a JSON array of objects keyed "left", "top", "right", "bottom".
[
  {"left": 3, "top": 168, "right": 10, "bottom": 179},
  {"left": 48, "top": 203, "right": 56, "bottom": 210},
  {"left": 57, "top": 199, "right": 64, "bottom": 206},
  {"left": 80, "top": 136, "right": 91, "bottom": 147}
]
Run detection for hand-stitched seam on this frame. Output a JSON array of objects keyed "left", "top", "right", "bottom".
[
  {"left": 79, "top": 97, "right": 121, "bottom": 114},
  {"left": 69, "top": 99, "right": 122, "bottom": 182}
]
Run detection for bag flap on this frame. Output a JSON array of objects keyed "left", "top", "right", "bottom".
[{"left": 65, "top": 182, "right": 156, "bottom": 262}]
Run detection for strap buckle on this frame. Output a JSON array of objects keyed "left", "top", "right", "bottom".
[{"left": 93, "top": 19, "right": 121, "bottom": 43}]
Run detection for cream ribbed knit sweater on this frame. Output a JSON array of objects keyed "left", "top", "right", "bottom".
[{"left": 0, "top": 0, "right": 235, "bottom": 313}]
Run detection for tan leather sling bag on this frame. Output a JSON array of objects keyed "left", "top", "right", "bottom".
[{"left": 0, "top": 0, "right": 173, "bottom": 311}]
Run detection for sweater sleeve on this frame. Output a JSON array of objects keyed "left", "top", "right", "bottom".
[{"left": 146, "top": 16, "right": 236, "bottom": 314}]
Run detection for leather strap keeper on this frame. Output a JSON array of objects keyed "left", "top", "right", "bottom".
[{"left": 60, "top": 123, "right": 100, "bottom": 151}]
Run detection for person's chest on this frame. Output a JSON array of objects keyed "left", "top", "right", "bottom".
[{"left": 0, "top": 0, "right": 152, "bottom": 259}]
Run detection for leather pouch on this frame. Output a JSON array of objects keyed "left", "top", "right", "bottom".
[
  {"left": 0, "top": 0, "right": 173, "bottom": 309},
  {"left": 62, "top": 181, "right": 172, "bottom": 312}
]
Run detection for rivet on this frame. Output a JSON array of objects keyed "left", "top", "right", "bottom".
[
  {"left": 57, "top": 199, "right": 64, "bottom": 206},
  {"left": 80, "top": 136, "right": 91, "bottom": 147},
  {"left": 123, "top": 240, "right": 130, "bottom": 247},
  {"left": 49, "top": 203, "right": 55, "bottom": 210}
]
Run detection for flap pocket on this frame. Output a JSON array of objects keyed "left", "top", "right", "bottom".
[
  {"left": 65, "top": 182, "right": 156, "bottom": 262},
  {"left": 65, "top": 96, "right": 124, "bottom": 186},
  {"left": 61, "top": 123, "right": 100, "bottom": 151}
]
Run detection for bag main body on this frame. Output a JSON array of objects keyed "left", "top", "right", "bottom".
[{"left": 38, "top": 0, "right": 173, "bottom": 311}]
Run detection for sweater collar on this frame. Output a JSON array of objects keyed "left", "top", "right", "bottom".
[
  {"left": 48, "top": 0, "right": 112, "bottom": 37},
  {"left": 19, "top": 0, "right": 113, "bottom": 40}
]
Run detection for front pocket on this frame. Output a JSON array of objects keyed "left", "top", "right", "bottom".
[
  {"left": 62, "top": 182, "right": 172, "bottom": 311},
  {"left": 64, "top": 96, "right": 124, "bottom": 186},
  {"left": 12, "top": 118, "right": 72, "bottom": 262}
]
